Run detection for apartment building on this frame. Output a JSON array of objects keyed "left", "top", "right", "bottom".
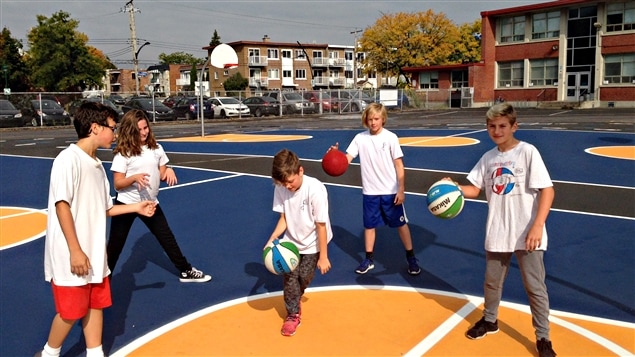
[
  {"left": 203, "top": 35, "right": 380, "bottom": 97},
  {"left": 403, "top": 0, "right": 635, "bottom": 108}
]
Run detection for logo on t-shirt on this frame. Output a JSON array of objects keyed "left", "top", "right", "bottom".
[{"left": 491, "top": 167, "right": 515, "bottom": 195}]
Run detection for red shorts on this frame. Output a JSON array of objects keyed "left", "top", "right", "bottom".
[{"left": 51, "top": 276, "right": 112, "bottom": 320}]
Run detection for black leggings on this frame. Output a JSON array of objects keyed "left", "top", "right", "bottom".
[{"left": 107, "top": 200, "right": 191, "bottom": 274}]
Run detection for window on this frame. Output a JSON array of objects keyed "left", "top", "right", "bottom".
[
  {"left": 295, "top": 69, "right": 306, "bottom": 79},
  {"left": 607, "top": 2, "right": 635, "bottom": 32},
  {"left": 295, "top": 49, "right": 305, "bottom": 59},
  {"left": 530, "top": 59, "right": 558, "bottom": 86},
  {"left": 532, "top": 11, "right": 560, "bottom": 39},
  {"left": 451, "top": 70, "right": 468, "bottom": 88},
  {"left": 282, "top": 50, "right": 292, "bottom": 59},
  {"left": 268, "top": 68, "right": 280, "bottom": 80},
  {"left": 223, "top": 70, "right": 229, "bottom": 76},
  {"left": 267, "top": 49, "right": 278, "bottom": 59},
  {"left": 214, "top": 71, "right": 218, "bottom": 80},
  {"left": 498, "top": 61, "right": 524, "bottom": 87},
  {"left": 418, "top": 72, "right": 439, "bottom": 89},
  {"left": 282, "top": 70, "right": 292, "bottom": 79},
  {"left": 500, "top": 15, "right": 525, "bottom": 43},
  {"left": 604, "top": 54, "right": 635, "bottom": 84},
  {"left": 345, "top": 51, "right": 353, "bottom": 61}
]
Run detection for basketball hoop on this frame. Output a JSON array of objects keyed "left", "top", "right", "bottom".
[{"left": 210, "top": 44, "right": 238, "bottom": 69}]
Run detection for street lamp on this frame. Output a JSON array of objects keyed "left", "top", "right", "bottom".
[
  {"left": 2, "top": 65, "right": 7, "bottom": 89},
  {"left": 133, "top": 41, "right": 151, "bottom": 95}
]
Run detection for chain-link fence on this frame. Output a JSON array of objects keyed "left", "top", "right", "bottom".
[{"left": 1, "top": 87, "right": 473, "bottom": 128}]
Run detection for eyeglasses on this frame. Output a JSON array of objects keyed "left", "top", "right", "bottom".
[{"left": 100, "top": 124, "right": 117, "bottom": 134}]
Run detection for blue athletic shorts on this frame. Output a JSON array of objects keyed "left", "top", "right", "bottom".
[{"left": 363, "top": 194, "right": 408, "bottom": 229}]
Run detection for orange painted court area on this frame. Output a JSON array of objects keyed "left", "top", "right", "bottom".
[
  {"left": 0, "top": 207, "right": 47, "bottom": 248},
  {"left": 586, "top": 146, "right": 635, "bottom": 160},
  {"left": 163, "top": 133, "right": 313, "bottom": 143},
  {"left": 116, "top": 288, "right": 634, "bottom": 357}
]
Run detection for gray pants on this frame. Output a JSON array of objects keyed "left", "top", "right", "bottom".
[
  {"left": 483, "top": 250, "right": 551, "bottom": 340},
  {"left": 283, "top": 253, "right": 318, "bottom": 315}
]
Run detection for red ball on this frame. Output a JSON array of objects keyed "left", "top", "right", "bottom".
[{"left": 322, "top": 149, "right": 349, "bottom": 176}]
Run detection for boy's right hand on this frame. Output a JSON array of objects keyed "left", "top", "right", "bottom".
[
  {"left": 70, "top": 249, "right": 91, "bottom": 276},
  {"left": 327, "top": 142, "right": 339, "bottom": 152}
]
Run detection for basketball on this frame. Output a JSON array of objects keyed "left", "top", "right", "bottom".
[
  {"left": 426, "top": 180, "right": 464, "bottom": 219},
  {"left": 322, "top": 149, "right": 349, "bottom": 176},
  {"left": 263, "top": 239, "right": 300, "bottom": 275}
]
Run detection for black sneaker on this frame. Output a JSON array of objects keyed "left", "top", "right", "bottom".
[
  {"left": 466, "top": 317, "right": 499, "bottom": 339},
  {"left": 407, "top": 256, "right": 421, "bottom": 275},
  {"left": 536, "top": 338, "right": 557, "bottom": 357},
  {"left": 179, "top": 267, "right": 211, "bottom": 283}
]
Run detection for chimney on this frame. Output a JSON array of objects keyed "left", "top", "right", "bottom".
[{"left": 263, "top": 35, "right": 270, "bottom": 43}]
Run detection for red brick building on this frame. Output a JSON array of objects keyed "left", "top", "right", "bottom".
[{"left": 403, "top": 0, "right": 635, "bottom": 108}]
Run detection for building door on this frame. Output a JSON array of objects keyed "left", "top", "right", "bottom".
[{"left": 566, "top": 72, "right": 591, "bottom": 101}]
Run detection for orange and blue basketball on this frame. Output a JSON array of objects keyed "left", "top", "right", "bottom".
[
  {"left": 322, "top": 149, "right": 349, "bottom": 177},
  {"left": 426, "top": 180, "right": 464, "bottom": 219},
  {"left": 263, "top": 239, "right": 300, "bottom": 275}
]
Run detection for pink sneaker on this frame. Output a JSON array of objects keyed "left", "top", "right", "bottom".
[{"left": 281, "top": 314, "right": 301, "bottom": 336}]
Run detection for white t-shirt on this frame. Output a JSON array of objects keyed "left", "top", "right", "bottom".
[
  {"left": 273, "top": 175, "right": 333, "bottom": 254},
  {"left": 467, "top": 141, "right": 553, "bottom": 252},
  {"left": 346, "top": 128, "right": 403, "bottom": 195},
  {"left": 111, "top": 144, "right": 169, "bottom": 204},
  {"left": 44, "top": 144, "right": 113, "bottom": 286}
]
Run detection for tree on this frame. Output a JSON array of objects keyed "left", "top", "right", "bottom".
[
  {"left": 448, "top": 20, "right": 482, "bottom": 64},
  {"left": 189, "top": 63, "right": 197, "bottom": 90},
  {"left": 223, "top": 72, "right": 248, "bottom": 96},
  {"left": 159, "top": 52, "right": 205, "bottom": 65},
  {"left": 209, "top": 30, "right": 221, "bottom": 46},
  {"left": 26, "top": 11, "right": 106, "bottom": 92},
  {"left": 358, "top": 10, "right": 461, "bottom": 84},
  {"left": 0, "top": 27, "right": 30, "bottom": 92}
]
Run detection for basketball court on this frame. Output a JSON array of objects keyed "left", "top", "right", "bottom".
[{"left": 0, "top": 109, "right": 633, "bottom": 356}]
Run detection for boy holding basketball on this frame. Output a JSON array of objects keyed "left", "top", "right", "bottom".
[
  {"left": 452, "top": 103, "right": 556, "bottom": 357},
  {"left": 331, "top": 102, "right": 421, "bottom": 275},
  {"left": 265, "top": 149, "right": 333, "bottom": 336},
  {"left": 38, "top": 102, "right": 156, "bottom": 357}
]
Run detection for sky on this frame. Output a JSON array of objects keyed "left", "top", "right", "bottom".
[{"left": 1, "top": 0, "right": 545, "bottom": 69}]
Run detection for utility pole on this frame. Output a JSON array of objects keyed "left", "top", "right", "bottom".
[
  {"left": 124, "top": 0, "right": 141, "bottom": 95},
  {"left": 350, "top": 28, "right": 362, "bottom": 89}
]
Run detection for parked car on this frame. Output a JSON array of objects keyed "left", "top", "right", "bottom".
[
  {"left": 242, "top": 96, "right": 280, "bottom": 117},
  {"left": 67, "top": 98, "right": 124, "bottom": 120},
  {"left": 327, "top": 90, "right": 373, "bottom": 112},
  {"left": 22, "top": 99, "right": 71, "bottom": 126},
  {"left": 162, "top": 95, "right": 181, "bottom": 108},
  {"left": 172, "top": 97, "right": 214, "bottom": 120},
  {"left": 303, "top": 91, "right": 339, "bottom": 112},
  {"left": 261, "top": 91, "right": 314, "bottom": 115},
  {"left": 121, "top": 97, "right": 177, "bottom": 121},
  {"left": 209, "top": 97, "right": 250, "bottom": 118},
  {"left": 0, "top": 99, "right": 25, "bottom": 128},
  {"left": 108, "top": 94, "right": 126, "bottom": 105}
]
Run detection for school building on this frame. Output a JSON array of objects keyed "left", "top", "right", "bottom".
[{"left": 402, "top": 0, "right": 635, "bottom": 108}]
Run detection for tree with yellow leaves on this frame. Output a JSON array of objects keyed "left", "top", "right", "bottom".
[{"left": 359, "top": 10, "right": 479, "bottom": 85}]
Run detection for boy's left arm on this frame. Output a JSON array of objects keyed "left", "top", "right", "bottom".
[
  {"left": 315, "top": 222, "right": 331, "bottom": 274},
  {"left": 393, "top": 157, "right": 406, "bottom": 205},
  {"left": 526, "top": 186, "right": 555, "bottom": 251}
]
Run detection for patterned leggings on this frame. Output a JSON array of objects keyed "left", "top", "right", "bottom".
[{"left": 283, "top": 253, "right": 318, "bottom": 315}]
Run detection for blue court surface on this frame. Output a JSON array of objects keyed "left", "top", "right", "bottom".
[{"left": 0, "top": 126, "right": 633, "bottom": 356}]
